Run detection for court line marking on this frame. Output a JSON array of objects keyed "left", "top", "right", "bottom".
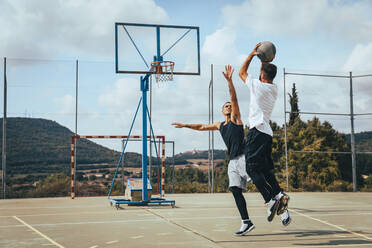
[
  {"left": 0, "top": 210, "right": 145, "bottom": 218},
  {"left": 131, "top": 235, "right": 144, "bottom": 239},
  {"left": 106, "top": 240, "right": 118, "bottom": 244},
  {"left": 157, "top": 232, "right": 172, "bottom": 236},
  {"left": 12, "top": 216, "right": 65, "bottom": 248},
  {"left": 291, "top": 209, "right": 372, "bottom": 241},
  {"left": 2, "top": 211, "right": 372, "bottom": 229},
  {"left": 0, "top": 205, "right": 103, "bottom": 210},
  {"left": 273, "top": 243, "right": 372, "bottom": 248},
  {"left": 1, "top": 210, "right": 372, "bottom": 219},
  {"left": 146, "top": 209, "right": 223, "bottom": 248}
]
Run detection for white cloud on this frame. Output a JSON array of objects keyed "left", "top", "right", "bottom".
[
  {"left": 343, "top": 42, "right": 372, "bottom": 72},
  {"left": 0, "top": 0, "right": 168, "bottom": 59},
  {"left": 202, "top": 27, "right": 241, "bottom": 65},
  {"left": 343, "top": 42, "right": 372, "bottom": 98},
  {"left": 54, "top": 94, "right": 75, "bottom": 114},
  {"left": 221, "top": 0, "right": 372, "bottom": 41},
  {"left": 98, "top": 77, "right": 139, "bottom": 111}
]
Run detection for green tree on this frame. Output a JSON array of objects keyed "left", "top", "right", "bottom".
[{"left": 288, "top": 83, "right": 300, "bottom": 126}]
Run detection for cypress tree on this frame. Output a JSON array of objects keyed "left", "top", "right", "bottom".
[{"left": 288, "top": 83, "right": 300, "bottom": 125}]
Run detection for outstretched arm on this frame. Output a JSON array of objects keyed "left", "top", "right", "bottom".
[
  {"left": 222, "top": 65, "right": 242, "bottom": 125},
  {"left": 239, "top": 42, "right": 261, "bottom": 83},
  {"left": 172, "top": 122, "right": 220, "bottom": 131}
]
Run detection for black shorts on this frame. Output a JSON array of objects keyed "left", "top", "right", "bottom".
[{"left": 245, "top": 127, "right": 274, "bottom": 173}]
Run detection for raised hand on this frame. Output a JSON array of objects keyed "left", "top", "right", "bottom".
[
  {"left": 250, "top": 42, "right": 261, "bottom": 56},
  {"left": 222, "top": 65, "right": 234, "bottom": 81}
]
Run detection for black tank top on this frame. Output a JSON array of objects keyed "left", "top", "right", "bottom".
[{"left": 219, "top": 121, "right": 244, "bottom": 159}]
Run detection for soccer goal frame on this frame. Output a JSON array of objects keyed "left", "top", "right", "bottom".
[{"left": 70, "top": 135, "right": 166, "bottom": 199}]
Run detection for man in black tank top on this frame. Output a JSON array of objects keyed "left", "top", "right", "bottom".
[{"left": 172, "top": 65, "right": 254, "bottom": 236}]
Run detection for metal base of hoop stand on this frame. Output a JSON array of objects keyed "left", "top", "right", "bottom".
[
  {"left": 108, "top": 73, "right": 175, "bottom": 209},
  {"left": 109, "top": 198, "right": 175, "bottom": 209}
]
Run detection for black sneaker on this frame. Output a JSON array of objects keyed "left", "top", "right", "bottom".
[
  {"left": 266, "top": 199, "right": 279, "bottom": 222},
  {"left": 234, "top": 220, "right": 255, "bottom": 236},
  {"left": 277, "top": 193, "right": 290, "bottom": 215}
]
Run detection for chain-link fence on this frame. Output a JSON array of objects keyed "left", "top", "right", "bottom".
[{"left": 2, "top": 59, "right": 372, "bottom": 198}]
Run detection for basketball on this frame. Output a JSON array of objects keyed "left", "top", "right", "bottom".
[{"left": 257, "top": 41, "right": 276, "bottom": 62}]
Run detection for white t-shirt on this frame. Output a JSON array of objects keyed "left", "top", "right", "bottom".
[{"left": 245, "top": 75, "right": 278, "bottom": 136}]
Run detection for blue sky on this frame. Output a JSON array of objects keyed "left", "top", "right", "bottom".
[{"left": 1, "top": 0, "right": 372, "bottom": 155}]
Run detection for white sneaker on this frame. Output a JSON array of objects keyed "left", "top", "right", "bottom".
[
  {"left": 276, "top": 192, "right": 290, "bottom": 215},
  {"left": 266, "top": 199, "right": 279, "bottom": 222},
  {"left": 281, "top": 210, "right": 291, "bottom": 226},
  {"left": 234, "top": 219, "right": 255, "bottom": 236},
  {"left": 275, "top": 191, "right": 284, "bottom": 200}
]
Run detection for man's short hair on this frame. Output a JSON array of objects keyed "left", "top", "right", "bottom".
[
  {"left": 222, "top": 101, "right": 231, "bottom": 110},
  {"left": 262, "top": 63, "right": 277, "bottom": 81}
]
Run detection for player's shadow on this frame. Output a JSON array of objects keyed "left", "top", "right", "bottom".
[
  {"left": 291, "top": 207, "right": 371, "bottom": 213},
  {"left": 294, "top": 239, "right": 372, "bottom": 246},
  {"left": 216, "top": 230, "right": 372, "bottom": 244}
]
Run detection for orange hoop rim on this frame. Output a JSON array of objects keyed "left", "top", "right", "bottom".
[{"left": 151, "top": 60, "right": 175, "bottom": 69}]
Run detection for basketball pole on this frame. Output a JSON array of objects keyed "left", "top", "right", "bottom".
[
  {"left": 141, "top": 75, "right": 149, "bottom": 201},
  {"left": 140, "top": 26, "right": 162, "bottom": 202}
]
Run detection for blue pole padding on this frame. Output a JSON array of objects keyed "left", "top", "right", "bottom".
[
  {"left": 145, "top": 104, "right": 162, "bottom": 194},
  {"left": 156, "top": 27, "right": 161, "bottom": 62},
  {"left": 141, "top": 76, "right": 149, "bottom": 201},
  {"left": 115, "top": 24, "right": 118, "bottom": 73},
  {"left": 108, "top": 97, "right": 142, "bottom": 199}
]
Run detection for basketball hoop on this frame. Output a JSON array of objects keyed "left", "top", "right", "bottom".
[{"left": 151, "top": 61, "right": 175, "bottom": 83}]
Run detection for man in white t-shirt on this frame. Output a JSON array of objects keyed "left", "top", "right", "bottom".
[{"left": 239, "top": 43, "right": 291, "bottom": 226}]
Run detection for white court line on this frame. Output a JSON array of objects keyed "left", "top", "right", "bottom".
[
  {"left": 0, "top": 209, "right": 146, "bottom": 218},
  {"left": 131, "top": 235, "right": 144, "bottom": 239},
  {"left": 88, "top": 246, "right": 98, "bottom": 248},
  {"left": 0, "top": 205, "right": 102, "bottom": 210},
  {"left": 106, "top": 240, "right": 118, "bottom": 244},
  {"left": 2, "top": 212, "right": 372, "bottom": 229},
  {"left": 273, "top": 243, "right": 372, "bottom": 248},
  {"left": 291, "top": 209, "right": 372, "bottom": 241},
  {"left": 157, "top": 232, "right": 172, "bottom": 236},
  {"left": 1, "top": 209, "right": 372, "bottom": 219},
  {"left": 12, "top": 216, "right": 65, "bottom": 248}
]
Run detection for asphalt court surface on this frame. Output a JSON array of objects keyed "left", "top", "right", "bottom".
[{"left": 1, "top": 192, "right": 372, "bottom": 248}]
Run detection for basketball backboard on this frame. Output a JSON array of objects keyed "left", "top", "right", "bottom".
[{"left": 115, "top": 23, "right": 200, "bottom": 75}]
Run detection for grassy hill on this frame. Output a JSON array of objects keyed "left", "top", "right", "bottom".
[
  {"left": 175, "top": 149, "right": 226, "bottom": 160},
  {"left": 0, "top": 118, "right": 124, "bottom": 175},
  {"left": 346, "top": 131, "right": 372, "bottom": 175},
  {"left": 346, "top": 131, "right": 372, "bottom": 152}
]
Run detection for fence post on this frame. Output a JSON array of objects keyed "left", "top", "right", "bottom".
[
  {"left": 349, "top": 71, "right": 357, "bottom": 192},
  {"left": 74, "top": 60, "right": 78, "bottom": 197},
  {"left": 2, "top": 57, "right": 7, "bottom": 199},
  {"left": 283, "top": 68, "right": 289, "bottom": 191}
]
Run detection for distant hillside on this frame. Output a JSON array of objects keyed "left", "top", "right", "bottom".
[
  {"left": 175, "top": 150, "right": 226, "bottom": 160},
  {"left": 346, "top": 131, "right": 372, "bottom": 152},
  {"left": 0, "top": 118, "right": 122, "bottom": 174},
  {"left": 0, "top": 118, "right": 227, "bottom": 175},
  {"left": 345, "top": 131, "right": 372, "bottom": 176}
]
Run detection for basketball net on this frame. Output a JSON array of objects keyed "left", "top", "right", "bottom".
[{"left": 151, "top": 61, "right": 174, "bottom": 87}]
